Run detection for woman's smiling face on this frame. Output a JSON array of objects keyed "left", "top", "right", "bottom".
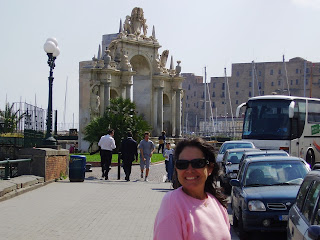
[{"left": 177, "top": 146, "right": 212, "bottom": 199}]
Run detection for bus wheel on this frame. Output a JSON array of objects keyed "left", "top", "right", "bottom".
[{"left": 306, "top": 149, "right": 315, "bottom": 167}]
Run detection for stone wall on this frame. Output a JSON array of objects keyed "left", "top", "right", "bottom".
[{"left": 18, "top": 148, "right": 69, "bottom": 182}]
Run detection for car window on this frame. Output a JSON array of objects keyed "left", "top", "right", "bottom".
[
  {"left": 302, "top": 181, "right": 320, "bottom": 223},
  {"left": 219, "top": 143, "right": 253, "bottom": 154},
  {"left": 244, "top": 161, "right": 309, "bottom": 186},
  {"left": 296, "top": 178, "right": 313, "bottom": 210},
  {"left": 227, "top": 152, "right": 244, "bottom": 164},
  {"left": 313, "top": 198, "right": 320, "bottom": 225}
]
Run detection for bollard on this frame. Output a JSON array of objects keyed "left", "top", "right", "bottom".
[
  {"left": 117, "top": 152, "right": 121, "bottom": 180},
  {"left": 4, "top": 159, "right": 10, "bottom": 180}
]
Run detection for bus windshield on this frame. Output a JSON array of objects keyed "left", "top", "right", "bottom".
[{"left": 243, "top": 100, "right": 291, "bottom": 140}]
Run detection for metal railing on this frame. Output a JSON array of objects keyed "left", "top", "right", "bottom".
[{"left": 0, "top": 158, "right": 32, "bottom": 180}]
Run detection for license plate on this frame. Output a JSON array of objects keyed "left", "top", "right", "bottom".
[{"left": 279, "top": 215, "right": 288, "bottom": 221}]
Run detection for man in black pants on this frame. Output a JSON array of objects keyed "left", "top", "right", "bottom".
[
  {"left": 98, "top": 129, "right": 116, "bottom": 180},
  {"left": 120, "top": 131, "right": 138, "bottom": 181}
]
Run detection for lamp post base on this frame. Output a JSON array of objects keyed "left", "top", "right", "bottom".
[{"left": 43, "top": 136, "right": 57, "bottom": 146}]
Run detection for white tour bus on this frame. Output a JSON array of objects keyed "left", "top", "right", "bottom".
[{"left": 236, "top": 95, "right": 320, "bottom": 166}]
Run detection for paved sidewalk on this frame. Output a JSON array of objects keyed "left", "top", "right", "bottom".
[
  {"left": 0, "top": 164, "right": 171, "bottom": 240},
  {"left": 0, "top": 163, "right": 240, "bottom": 240}
]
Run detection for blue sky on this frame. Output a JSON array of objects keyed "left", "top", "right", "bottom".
[{"left": 1, "top": 0, "right": 320, "bottom": 129}]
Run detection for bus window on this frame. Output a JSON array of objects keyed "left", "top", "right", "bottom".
[
  {"left": 308, "top": 100, "right": 320, "bottom": 123},
  {"left": 292, "top": 100, "right": 306, "bottom": 139}
]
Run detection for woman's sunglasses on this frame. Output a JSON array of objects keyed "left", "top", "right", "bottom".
[{"left": 175, "top": 158, "right": 208, "bottom": 170}]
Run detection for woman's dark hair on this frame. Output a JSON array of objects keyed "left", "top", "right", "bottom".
[{"left": 173, "top": 137, "right": 228, "bottom": 208}]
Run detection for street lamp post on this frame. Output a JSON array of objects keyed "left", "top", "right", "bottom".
[{"left": 43, "top": 38, "right": 60, "bottom": 146}]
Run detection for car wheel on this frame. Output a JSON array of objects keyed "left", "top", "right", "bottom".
[
  {"left": 238, "top": 211, "right": 249, "bottom": 240},
  {"left": 232, "top": 208, "right": 238, "bottom": 227}
]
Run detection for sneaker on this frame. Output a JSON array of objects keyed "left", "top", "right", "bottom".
[
  {"left": 141, "top": 172, "right": 143, "bottom": 178},
  {"left": 102, "top": 172, "right": 105, "bottom": 178},
  {"left": 105, "top": 175, "right": 108, "bottom": 180},
  {"left": 145, "top": 177, "right": 148, "bottom": 182}
]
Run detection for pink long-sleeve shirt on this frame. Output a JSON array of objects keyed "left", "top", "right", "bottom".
[{"left": 154, "top": 187, "right": 231, "bottom": 240}]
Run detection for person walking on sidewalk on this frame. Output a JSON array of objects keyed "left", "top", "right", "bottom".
[
  {"left": 98, "top": 129, "right": 116, "bottom": 180},
  {"left": 154, "top": 138, "right": 230, "bottom": 240},
  {"left": 157, "top": 131, "right": 166, "bottom": 154},
  {"left": 120, "top": 131, "right": 138, "bottom": 181},
  {"left": 139, "top": 132, "right": 155, "bottom": 182},
  {"left": 163, "top": 142, "right": 174, "bottom": 182}
]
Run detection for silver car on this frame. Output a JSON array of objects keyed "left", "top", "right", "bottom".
[{"left": 216, "top": 140, "right": 256, "bottom": 164}]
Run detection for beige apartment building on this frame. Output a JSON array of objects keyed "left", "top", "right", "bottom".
[{"left": 182, "top": 57, "right": 320, "bottom": 134}]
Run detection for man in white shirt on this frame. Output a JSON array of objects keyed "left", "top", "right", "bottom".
[{"left": 98, "top": 129, "right": 116, "bottom": 180}]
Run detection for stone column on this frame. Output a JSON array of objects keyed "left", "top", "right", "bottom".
[
  {"left": 157, "top": 87, "right": 164, "bottom": 134},
  {"left": 104, "top": 82, "right": 110, "bottom": 109},
  {"left": 125, "top": 83, "right": 133, "bottom": 101},
  {"left": 171, "top": 91, "right": 176, "bottom": 137},
  {"left": 175, "top": 89, "right": 182, "bottom": 137},
  {"left": 99, "top": 84, "right": 105, "bottom": 117},
  {"left": 153, "top": 89, "right": 158, "bottom": 136}
]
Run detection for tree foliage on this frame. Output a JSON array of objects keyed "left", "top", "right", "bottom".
[
  {"left": 0, "top": 103, "right": 24, "bottom": 133},
  {"left": 83, "top": 97, "right": 151, "bottom": 152}
]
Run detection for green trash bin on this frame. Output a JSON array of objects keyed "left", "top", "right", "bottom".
[{"left": 69, "top": 155, "right": 86, "bottom": 182}]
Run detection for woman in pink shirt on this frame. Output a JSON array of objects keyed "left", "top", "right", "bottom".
[{"left": 154, "top": 138, "right": 231, "bottom": 240}]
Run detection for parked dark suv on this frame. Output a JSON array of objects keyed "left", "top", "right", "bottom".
[{"left": 287, "top": 170, "right": 320, "bottom": 240}]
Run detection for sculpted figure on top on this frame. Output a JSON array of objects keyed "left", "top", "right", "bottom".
[{"left": 122, "top": 7, "right": 147, "bottom": 36}]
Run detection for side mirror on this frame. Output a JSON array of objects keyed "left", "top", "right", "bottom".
[
  {"left": 236, "top": 102, "right": 246, "bottom": 118},
  {"left": 289, "top": 101, "right": 295, "bottom": 119},
  {"left": 307, "top": 225, "right": 320, "bottom": 240},
  {"left": 230, "top": 179, "right": 240, "bottom": 187}
]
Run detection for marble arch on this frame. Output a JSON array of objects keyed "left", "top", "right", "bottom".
[{"left": 78, "top": 7, "right": 184, "bottom": 151}]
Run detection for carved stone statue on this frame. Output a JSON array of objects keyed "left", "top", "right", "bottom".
[
  {"left": 123, "top": 15, "right": 131, "bottom": 34},
  {"left": 142, "top": 18, "right": 148, "bottom": 36},
  {"left": 130, "top": 7, "right": 145, "bottom": 35},
  {"left": 160, "top": 50, "right": 169, "bottom": 69},
  {"left": 90, "top": 86, "right": 100, "bottom": 117}
]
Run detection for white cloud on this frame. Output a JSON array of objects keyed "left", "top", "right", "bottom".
[{"left": 292, "top": 0, "right": 320, "bottom": 9}]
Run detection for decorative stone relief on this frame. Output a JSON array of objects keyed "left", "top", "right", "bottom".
[{"left": 90, "top": 85, "right": 100, "bottom": 117}]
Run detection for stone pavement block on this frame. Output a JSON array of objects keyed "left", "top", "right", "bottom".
[{"left": 0, "top": 181, "right": 16, "bottom": 197}]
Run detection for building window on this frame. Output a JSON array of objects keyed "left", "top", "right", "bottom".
[
  {"left": 236, "top": 100, "right": 238, "bottom": 104},
  {"left": 221, "top": 92, "right": 225, "bottom": 97},
  {"left": 222, "top": 101, "right": 224, "bottom": 105},
  {"left": 212, "top": 92, "right": 215, "bottom": 97},
  {"left": 212, "top": 102, "right": 215, "bottom": 108},
  {"left": 278, "top": 80, "right": 281, "bottom": 86},
  {"left": 249, "top": 91, "right": 252, "bottom": 97},
  {"left": 296, "top": 69, "right": 299, "bottom": 74},
  {"left": 249, "top": 82, "right": 252, "bottom": 87},
  {"left": 222, "top": 83, "right": 225, "bottom": 90},
  {"left": 236, "top": 91, "right": 239, "bottom": 95},
  {"left": 296, "top": 79, "right": 299, "bottom": 85},
  {"left": 270, "top": 69, "right": 273, "bottom": 75},
  {"left": 196, "top": 102, "right": 199, "bottom": 108},
  {"left": 236, "top": 82, "right": 239, "bottom": 87},
  {"left": 213, "top": 82, "right": 216, "bottom": 88},
  {"left": 271, "top": 82, "right": 274, "bottom": 86},
  {"left": 188, "top": 104, "right": 190, "bottom": 108},
  {"left": 201, "top": 103, "right": 204, "bottom": 109},
  {"left": 249, "top": 71, "right": 252, "bottom": 76},
  {"left": 202, "top": 92, "right": 204, "bottom": 98},
  {"left": 259, "top": 71, "right": 261, "bottom": 76},
  {"left": 258, "top": 82, "right": 262, "bottom": 89},
  {"left": 187, "top": 95, "right": 189, "bottom": 100},
  {"left": 306, "top": 68, "right": 309, "bottom": 73},
  {"left": 306, "top": 79, "right": 309, "bottom": 85},
  {"left": 291, "top": 80, "right": 293, "bottom": 85},
  {"left": 236, "top": 71, "right": 239, "bottom": 76},
  {"left": 188, "top": 84, "right": 191, "bottom": 90},
  {"left": 318, "top": 79, "right": 320, "bottom": 85},
  {"left": 278, "top": 69, "right": 281, "bottom": 74}
]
